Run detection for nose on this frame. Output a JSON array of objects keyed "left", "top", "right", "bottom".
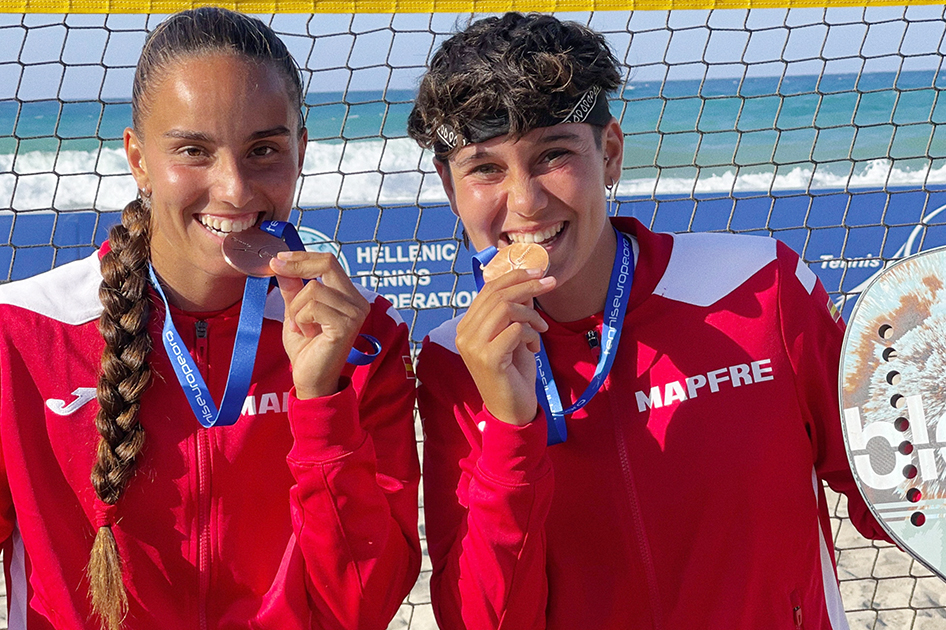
[
  {"left": 505, "top": 171, "right": 547, "bottom": 217},
  {"left": 212, "top": 153, "right": 253, "bottom": 208}
]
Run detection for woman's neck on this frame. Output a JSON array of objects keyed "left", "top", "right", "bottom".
[
  {"left": 158, "top": 277, "right": 246, "bottom": 313},
  {"left": 150, "top": 254, "right": 246, "bottom": 313},
  {"left": 536, "top": 224, "right": 618, "bottom": 322}
]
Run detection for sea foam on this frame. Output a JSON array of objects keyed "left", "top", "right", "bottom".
[{"left": 2, "top": 138, "right": 946, "bottom": 212}]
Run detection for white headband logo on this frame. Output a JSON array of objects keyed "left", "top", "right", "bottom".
[
  {"left": 561, "top": 85, "right": 602, "bottom": 125},
  {"left": 436, "top": 124, "right": 467, "bottom": 150}
]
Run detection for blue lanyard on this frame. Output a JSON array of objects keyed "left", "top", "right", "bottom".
[
  {"left": 149, "top": 263, "right": 269, "bottom": 429},
  {"left": 472, "top": 226, "right": 634, "bottom": 445},
  {"left": 149, "top": 221, "right": 379, "bottom": 428}
]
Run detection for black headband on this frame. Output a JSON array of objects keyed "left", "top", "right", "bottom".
[{"left": 434, "top": 85, "right": 611, "bottom": 155}]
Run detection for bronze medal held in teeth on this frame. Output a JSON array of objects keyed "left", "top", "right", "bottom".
[
  {"left": 222, "top": 229, "right": 289, "bottom": 277},
  {"left": 482, "top": 242, "right": 550, "bottom": 283}
]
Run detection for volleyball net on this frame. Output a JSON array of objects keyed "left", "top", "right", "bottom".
[
  {"left": 1, "top": 1, "right": 946, "bottom": 628},
  {"left": 4, "top": 3, "right": 946, "bottom": 344}
]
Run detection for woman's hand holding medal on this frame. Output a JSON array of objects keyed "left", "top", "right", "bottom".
[
  {"left": 456, "top": 243, "right": 555, "bottom": 426},
  {"left": 268, "top": 251, "right": 370, "bottom": 399},
  {"left": 222, "top": 226, "right": 369, "bottom": 400}
]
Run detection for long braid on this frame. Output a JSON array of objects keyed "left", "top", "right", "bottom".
[
  {"left": 82, "top": 8, "right": 305, "bottom": 629},
  {"left": 88, "top": 198, "right": 152, "bottom": 630}
]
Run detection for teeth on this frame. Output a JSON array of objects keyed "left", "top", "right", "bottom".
[
  {"left": 199, "top": 215, "right": 257, "bottom": 235},
  {"left": 507, "top": 222, "right": 564, "bottom": 244}
]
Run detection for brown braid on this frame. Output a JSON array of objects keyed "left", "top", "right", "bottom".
[
  {"left": 83, "top": 9, "right": 305, "bottom": 628},
  {"left": 88, "top": 198, "right": 152, "bottom": 630}
]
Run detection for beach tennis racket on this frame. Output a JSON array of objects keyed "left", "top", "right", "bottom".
[{"left": 840, "top": 245, "right": 946, "bottom": 581}]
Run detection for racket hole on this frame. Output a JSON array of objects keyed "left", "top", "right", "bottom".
[
  {"left": 886, "top": 371, "right": 901, "bottom": 385},
  {"left": 882, "top": 347, "right": 898, "bottom": 361},
  {"left": 903, "top": 464, "right": 918, "bottom": 479},
  {"left": 894, "top": 417, "right": 910, "bottom": 432},
  {"left": 898, "top": 441, "right": 914, "bottom": 455},
  {"left": 907, "top": 488, "right": 922, "bottom": 503},
  {"left": 890, "top": 394, "right": 905, "bottom": 409},
  {"left": 911, "top": 512, "right": 926, "bottom": 527},
  {"left": 878, "top": 324, "right": 894, "bottom": 339}
]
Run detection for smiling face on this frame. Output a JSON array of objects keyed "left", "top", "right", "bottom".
[
  {"left": 124, "top": 53, "right": 306, "bottom": 309},
  {"left": 437, "top": 119, "right": 624, "bottom": 319}
]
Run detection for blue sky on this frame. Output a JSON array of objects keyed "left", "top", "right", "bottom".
[{"left": 1, "top": 4, "right": 945, "bottom": 101}]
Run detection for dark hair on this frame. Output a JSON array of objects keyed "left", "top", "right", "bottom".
[
  {"left": 407, "top": 12, "right": 623, "bottom": 158},
  {"left": 131, "top": 7, "right": 304, "bottom": 133},
  {"left": 89, "top": 8, "right": 303, "bottom": 630}
]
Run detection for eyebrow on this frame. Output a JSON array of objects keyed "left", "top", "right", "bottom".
[
  {"left": 249, "top": 126, "right": 293, "bottom": 140},
  {"left": 454, "top": 149, "right": 491, "bottom": 169},
  {"left": 537, "top": 130, "right": 583, "bottom": 144},
  {"left": 453, "top": 130, "right": 585, "bottom": 167},
  {"left": 162, "top": 126, "right": 293, "bottom": 142}
]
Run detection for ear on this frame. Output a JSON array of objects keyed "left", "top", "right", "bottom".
[
  {"left": 602, "top": 117, "right": 624, "bottom": 187},
  {"left": 124, "top": 127, "right": 151, "bottom": 194},
  {"left": 434, "top": 157, "right": 460, "bottom": 217}
]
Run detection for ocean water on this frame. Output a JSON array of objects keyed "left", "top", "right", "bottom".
[{"left": 3, "top": 71, "right": 946, "bottom": 212}]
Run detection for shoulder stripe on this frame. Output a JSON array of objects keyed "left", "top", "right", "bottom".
[
  {"left": 8, "top": 525, "right": 26, "bottom": 630},
  {"left": 654, "top": 232, "right": 777, "bottom": 307},
  {"left": 812, "top": 468, "right": 851, "bottom": 630},
  {"left": 357, "top": 284, "right": 405, "bottom": 326},
  {"left": 0, "top": 252, "right": 103, "bottom": 325},
  {"left": 795, "top": 256, "right": 817, "bottom": 295},
  {"left": 426, "top": 315, "right": 461, "bottom": 355}
]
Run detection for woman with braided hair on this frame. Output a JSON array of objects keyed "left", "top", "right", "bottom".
[{"left": 0, "top": 7, "right": 419, "bottom": 630}]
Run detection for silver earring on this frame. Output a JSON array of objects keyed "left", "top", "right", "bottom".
[{"left": 606, "top": 179, "right": 618, "bottom": 216}]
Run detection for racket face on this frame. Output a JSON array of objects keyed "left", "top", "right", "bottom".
[{"left": 840, "top": 246, "right": 946, "bottom": 581}]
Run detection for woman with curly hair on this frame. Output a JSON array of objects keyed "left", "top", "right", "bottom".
[{"left": 410, "top": 12, "right": 889, "bottom": 630}]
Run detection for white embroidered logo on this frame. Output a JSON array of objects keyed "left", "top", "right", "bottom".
[
  {"left": 46, "top": 387, "right": 97, "bottom": 416},
  {"left": 241, "top": 392, "right": 291, "bottom": 417},
  {"left": 634, "top": 359, "right": 775, "bottom": 413}
]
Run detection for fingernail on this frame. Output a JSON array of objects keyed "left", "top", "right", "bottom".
[{"left": 538, "top": 277, "right": 555, "bottom": 287}]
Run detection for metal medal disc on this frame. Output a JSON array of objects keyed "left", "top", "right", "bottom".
[
  {"left": 222, "top": 229, "right": 290, "bottom": 277},
  {"left": 482, "top": 242, "right": 550, "bottom": 283}
]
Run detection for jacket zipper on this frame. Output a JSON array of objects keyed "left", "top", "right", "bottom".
[
  {"left": 195, "top": 320, "right": 211, "bottom": 630},
  {"left": 610, "top": 384, "right": 664, "bottom": 629},
  {"left": 195, "top": 321, "right": 208, "bottom": 361},
  {"left": 790, "top": 590, "right": 804, "bottom": 629},
  {"left": 586, "top": 329, "right": 601, "bottom": 360}
]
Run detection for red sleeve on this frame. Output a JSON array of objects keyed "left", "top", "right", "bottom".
[
  {"left": 266, "top": 297, "right": 420, "bottom": 630},
  {"left": 418, "top": 333, "right": 554, "bottom": 630},
  {"left": 776, "top": 241, "right": 891, "bottom": 543}
]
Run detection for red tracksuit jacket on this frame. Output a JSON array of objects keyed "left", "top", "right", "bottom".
[
  {"left": 0, "top": 247, "right": 420, "bottom": 629},
  {"left": 418, "top": 217, "right": 889, "bottom": 630}
]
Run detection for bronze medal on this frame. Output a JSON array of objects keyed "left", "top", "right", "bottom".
[
  {"left": 222, "top": 229, "right": 289, "bottom": 277},
  {"left": 481, "top": 242, "right": 550, "bottom": 283}
]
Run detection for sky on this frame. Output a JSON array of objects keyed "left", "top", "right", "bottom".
[{"left": 0, "top": 4, "right": 945, "bottom": 101}]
